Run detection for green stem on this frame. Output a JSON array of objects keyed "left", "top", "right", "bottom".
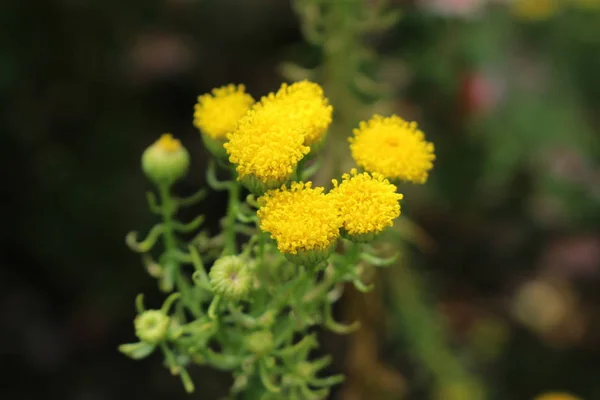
[
  {"left": 158, "top": 183, "right": 179, "bottom": 292},
  {"left": 224, "top": 180, "right": 240, "bottom": 255},
  {"left": 388, "top": 263, "right": 486, "bottom": 398}
]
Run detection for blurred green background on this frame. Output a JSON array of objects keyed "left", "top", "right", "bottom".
[{"left": 2, "top": 1, "right": 600, "bottom": 399}]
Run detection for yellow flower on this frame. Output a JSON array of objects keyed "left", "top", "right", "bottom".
[
  {"left": 510, "top": 0, "right": 561, "bottom": 21},
  {"left": 331, "top": 169, "right": 403, "bottom": 242},
  {"left": 534, "top": 393, "right": 581, "bottom": 400},
  {"left": 349, "top": 115, "right": 435, "bottom": 184},
  {"left": 257, "top": 182, "right": 342, "bottom": 264},
  {"left": 225, "top": 93, "right": 311, "bottom": 194},
  {"left": 274, "top": 80, "right": 333, "bottom": 146},
  {"left": 193, "top": 84, "right": 254, "bottom": 140}
]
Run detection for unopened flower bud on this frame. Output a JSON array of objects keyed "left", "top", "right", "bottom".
[
  {"left": 245, "top": 331, "right": 274, "bottom": 356},
  {"left": 209, "top": 256, "right": 253, "bottom": 301},
  {"left": 142, "top": 133, "right": 190, "bottom": 186},
  {"left": 134, "top": 310, "right": 170, "bottom": 344}
]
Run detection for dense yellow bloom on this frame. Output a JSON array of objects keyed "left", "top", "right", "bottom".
[
  {"left": 511, "top": 0, "right": 561, "bottom": 20},
  {"left": 533, "top": 393, "right": 581, "bottom": 400},
  {"left": 257, "top": 182, "right": 342, "bottom": 263},
  {"left": 349, "top": 115, "right": 435, "bottom": 184},
  {"left": 193, "top": 84, "right": 254, "bottom": 140},
  {"left": 225, "top": 92, "right": 311, "bottom": 193},
  {"left": 274, "top": 80, "right": 333, "bottom": 146},
  {"left": 331, "top": 169, "right": 403, "bottom": 242}
]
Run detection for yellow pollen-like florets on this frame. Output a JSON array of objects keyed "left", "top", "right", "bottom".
[
  {"left": 331, "top": 169, "right": 403, "bottom": 242},
  {"left": 193, "top": 84, "right": 254, "bottom": 140},
  {"left": 224, "top": 92, "right": 311, "bottom": 193},
  {"left": 273, "top": 80, "right": 333, "bottom": 146},
  {"left": 257, "top": 182, "right": 342, "bottom": 259},
  {"left": 350, "top": 115, "right": 435, "bottom": 184},
  {"left": 156, "top": 133, "right": 182, "bottom": 152}
]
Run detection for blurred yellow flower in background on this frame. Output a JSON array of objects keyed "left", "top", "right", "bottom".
[
  {"left": 570, "top": 0, "right": 600, "bottom": 10},
  {"left": 511, "top": 0, "right": 561, "bottom": 21}
]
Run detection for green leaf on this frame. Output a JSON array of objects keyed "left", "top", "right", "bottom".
[{"left": 118, "top": 342, "right": 156, "bottom": 360}]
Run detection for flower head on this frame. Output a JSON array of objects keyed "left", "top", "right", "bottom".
[
  {"left": 257, "top": 182, "right": 342, "bottom": 264},
  {"left": 350, "top": 115, "right": 435, "bottom": 184},
  {"left": 274, "top": 80, "right": 333, "bottom": 146},
  {"left": 141, "top": 133, "right": 190, "bottom": 186},
  {"left": 193, "top": 84, "right": 254, "bottom": 140},
  {"left": 331, "top": 169, "right": 403, "bottom": 242},
  {"left": 194, "top": 84, "right": 255, "bottom": 159},
  {"left": 209, "top": 256, "right": 254, "bottom": 301},
  {"left": 134, "top": 310, "right": 170, "bottom": 344},
  {"left": 224, "top": 94, "right": 310, "bottom": 193}
]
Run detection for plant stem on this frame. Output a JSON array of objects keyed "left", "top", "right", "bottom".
[
  {"left": 158, "top": 183, "right": 179, "bottom": 292},
  {"left": 224, "top": 180, "right": 240, "bottom": 255},
  {"left": 388, "top": 262, "right": 486, "bottom": 398}
]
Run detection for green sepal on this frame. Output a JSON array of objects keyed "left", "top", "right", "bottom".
[
  {"left": 126, "top": 224, "right": 164, "bottom": 253},
  {"left": 324, "top": 301, "right": 360, "bottom": 334},
  {"left": 118, "top": 342, "right": 156, "bottom": 360},
  {"left": 360, "top": 251, "right": 399, "bottom": 267}
]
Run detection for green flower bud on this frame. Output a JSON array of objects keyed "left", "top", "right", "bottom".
[
  {"left": 142, "top": 133, "right": 190, "bottom": 186},
  {"left": 245, "top": 331, "right": 274, "bottom": 356},
  {"left": 341, "top": 229, "right": 378, "bottom": 244},
  {"left": 240, "top": 174, "right": 289, "bottom": 196},
  {"left": 209, "top": 256, "right": 253, "bottom": 301},
  {"left": 283, "top": 243, "right": 335, "bottom": 266},
  {"left": 134, "top": 310, "right": 170, "bottom": 344}
]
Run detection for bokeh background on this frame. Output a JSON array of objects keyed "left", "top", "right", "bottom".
[{"left": 2, "top": 1, "right": 600, "bottom": 399}]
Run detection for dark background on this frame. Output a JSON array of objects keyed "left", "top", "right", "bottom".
[{"left": 2, "top": 1, "right": 600, "bottom": 399}]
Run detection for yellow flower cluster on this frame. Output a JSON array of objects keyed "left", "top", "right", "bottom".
[
  {"left": 225, "top": 80, "right": 331, "bottom": 193},
  {"left": 331, "top": 169, "right": 403, "bottom": 242},
  {"left": 349, "top": 115, "right": 435, "bottom": 184},
  {"left": 189, "top": 81, "right": 433, "bottom": 262},
  {"left": 193, "top": 84, "right": 254, "bottom": 140},
  {"left": 257, "top": 182, "right": 342, "bottom": 264}
]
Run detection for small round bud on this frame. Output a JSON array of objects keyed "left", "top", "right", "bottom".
[
  {"left": 209, "top": 256, "right": 253, "bottom": 301},
  {"left": 245, "top": 331, "right": 274, "bottom": 356},
  {"left": 134, "top": 310, "right": 170, "bottom": 344},
  {"left": 142, "top": 133, "right": 190, "bottom": 186}
]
